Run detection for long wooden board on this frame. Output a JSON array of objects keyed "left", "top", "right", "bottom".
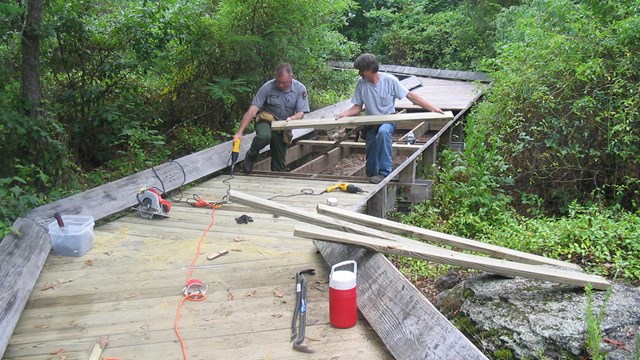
[
  {"left": 295, "top": 224, "right": 609, "bottom": 290},
  {"left": 0, "top": 218, "right": 50, "bottom": 356},
  {"left": 228, "top": 190, "right": 609, "bottom": 290},
  {"left": 271, "top": 111, "right": 454, "bottom": 130},
  {"left": 316, "top": 203, "right": 581, "bottom": 270}
]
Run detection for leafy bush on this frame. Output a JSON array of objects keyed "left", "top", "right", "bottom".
[
  {"left": 477, "top": 0, "right": 640, "bottom": 212},
  {"left": 0, "top": 164, "right": 70, "bottom": 238},
  {"left": 400, "top": 110, "right": 640, "bottom": 283},
  {"left": 353, "top": 0, "right": 520, "bottom": 70},
  {"left": 402, "top": 115, "right": 515, "bottom": 239}
]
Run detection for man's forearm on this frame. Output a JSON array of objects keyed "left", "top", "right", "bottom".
[
  {"left": 286, "top": 111, "right": 305, "bottom": 121},
  {"left": 336, "top": 105, "right": 363, "bottom": 119}
]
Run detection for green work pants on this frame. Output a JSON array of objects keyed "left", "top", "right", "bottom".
[{"left": 246, "top": 120, "right": 288, "bottom": 172}]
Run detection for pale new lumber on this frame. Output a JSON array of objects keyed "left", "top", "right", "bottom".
[
  {"left": 89, "top": 342, "right": 103, "bottom": 360},
  {"left": 270, "top": 111, "right": 454, "bottom": 130},
  {"left": 316, "top": 203, "right": 581, "bottom": 270},
  {"left": 228, "top": 190, "right": 609, "bottom": 290},
  {"left": 295, "top": 225, "right": 610, "bottom": 290}
]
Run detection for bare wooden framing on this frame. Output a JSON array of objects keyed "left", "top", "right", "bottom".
[{"left": 290, "top": 147, "right": 344, "bottom": 174}]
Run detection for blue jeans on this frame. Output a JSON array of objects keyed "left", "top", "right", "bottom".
[{"left": 364, "top": 123, "right": 396, "bottom": 177}]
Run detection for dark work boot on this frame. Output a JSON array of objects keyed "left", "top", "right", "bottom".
[{"left": 242, "top": 158, "right": 254, "bottom": 174}]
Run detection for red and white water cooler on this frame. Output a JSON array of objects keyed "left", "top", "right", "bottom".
[{"left": 329, "top": 260, "right": 357, "bottom": 328}]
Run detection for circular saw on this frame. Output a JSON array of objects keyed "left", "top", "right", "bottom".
[{"left": 135, "top": 188, "right": 171, "bottom": 219}]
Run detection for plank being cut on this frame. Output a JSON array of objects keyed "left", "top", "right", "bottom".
[
  {"left": 316, "top": 203, "right": 581, "bottom": 270},
  {"left": 271, "top": 111, "right": 454, "bottom": 130}
]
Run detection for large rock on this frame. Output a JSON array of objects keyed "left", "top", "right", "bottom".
[{"left": 437, "top": 274, "right": 640, "bottom": 359}]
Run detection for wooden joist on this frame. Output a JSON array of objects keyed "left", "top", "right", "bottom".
[
  {"left": 228, "top": 190, "right": 610, "bottom": 290},
  {"left": 297, "top": 140, "right": 422, "bottom": 152},
  {"left": 316, "top": 204, "right": 581, "bottom": 270},
  {"left": 271, "top": 111, "right": 454, "bottom": 130}
]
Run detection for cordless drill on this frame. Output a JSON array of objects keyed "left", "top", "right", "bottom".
[
  {"left": 230, "top": 138, "right": 241, "bottom": 174},
  {"left": 324, "top": 183, "right": 365, "bottom": 194}
]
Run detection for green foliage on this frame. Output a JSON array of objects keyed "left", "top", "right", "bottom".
[
  {"left": 584, "top": 284, "right": 613, "bottom": 360},
  {"left": 401, "top": 115, "right": 640, "bottom": 282},
  {"left": 0, "top": 164, "right": 69, "bottom": 237},
  {"left": 347, "top": 0, "right": 520, "bottom": 70},
  {"left": 393, "top": 255, "right": 452, "bottom": 281},
  {"left": 477, "top": 0, "right": 640, "bottom": 212},
  {"left": 168, "top": 125, "right": 225, "bottom": 158},
  {"left": 507, "top": 204, "right": 640, "bottom": 280},
  {"left": 402, "top": 116, "right": 515, "bottom": 239},
  {"left": 149, "top": 0, "right": 358, "bottom": 140}
]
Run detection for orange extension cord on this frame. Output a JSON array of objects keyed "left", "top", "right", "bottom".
[{"left": 174, "top": 202, "right": 220, "bottom": 360}]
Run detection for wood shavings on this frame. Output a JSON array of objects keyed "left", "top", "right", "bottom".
[
  {"left": 227, "top": 292, "right": 234, "bottom": 301},
  {"left": 273, "top": 289, "right": 285, "bottom": 298},
  {"left": 42, "top": 283, "right": 55, "bottom": 291},
  {"left": 50, "top": 348, "right": 67, "bottom": 359},
  {"left": 207, "top": 250, "right": 229, "bottom": 260},
  {"left": 84, "top": 259, "right": 94, "bottom": 266},
  {"left": 244, "top": 289, "right": 256, "bottom": 297},
  {"left": 233, "top": 235, "right": 246, "bottom": 242}
]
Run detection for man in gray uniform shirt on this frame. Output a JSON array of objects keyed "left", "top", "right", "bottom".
[
  {"left": 233, "top": 63, "right": 310, "bottom": 173},
  {"left": 336, "top": 54, "right": 444, "bottom": 183}
]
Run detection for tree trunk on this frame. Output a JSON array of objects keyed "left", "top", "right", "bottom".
[{"left": 21, "top": 0, "right": 43, "bottom": 120}]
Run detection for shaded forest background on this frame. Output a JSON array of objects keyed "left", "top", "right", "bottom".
[{"left": 1, "top": 0, "right": 639, "bottom": 282}]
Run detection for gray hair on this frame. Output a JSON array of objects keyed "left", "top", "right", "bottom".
[{"left": 276, "top": 63, "right": 293, "bottom": 76}]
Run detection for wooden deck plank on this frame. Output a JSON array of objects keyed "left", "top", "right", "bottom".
[
  {"left": 228, "top": 190, "right": 489, "bottom": 359},
  {"left": 6, "top": 175, "right": 392, "bottom": 360}
]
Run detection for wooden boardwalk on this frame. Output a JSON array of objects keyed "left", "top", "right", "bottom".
[
  {"left": 6, "top": 175, "right": 392, "bottom": 359},
  {"left": 1, "top": 66, "right": 494, "bottom": 360}
]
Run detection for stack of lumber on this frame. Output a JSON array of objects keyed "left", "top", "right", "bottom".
[{"left": 229, "top": 190, "right": 610, "bottom": 290}]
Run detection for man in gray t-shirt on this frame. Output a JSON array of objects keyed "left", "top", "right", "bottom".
[
  {"left": 336, "top": 54, "right": 444, "bottom": 184},
  {"left": 234, "top": 63, "right": 310, "bottom": 173}
]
